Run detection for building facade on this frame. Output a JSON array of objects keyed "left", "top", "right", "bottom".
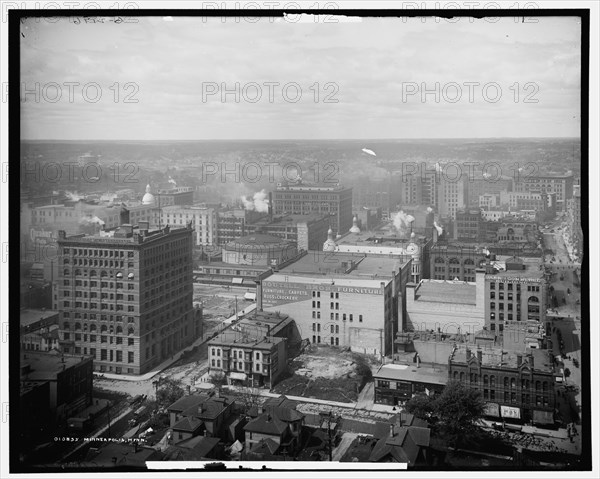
[
  {"left": 270, "top": 183, "right": 353, "bottom": 236},
  {"left": 448, "top": 346, "right": 557, "bottom": 425},
  {"left": 57, "top": 223, "right": 199, "bottom": 375},
  {"left": 373, "top": 364, "right": 447, "bottom": 406},
  {"left": 161, "top": 205, "right": 218, "bottom": 246},
  {"left": 483, "top": 258, "right": 549, "bottom": 335},
  {"left": 513, "top": 173, "right": 573, "bottom": 212}
]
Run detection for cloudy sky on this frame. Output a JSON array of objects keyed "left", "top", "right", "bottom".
[{"left": 19, "top": 14, "right": 581, "bottom": 140}]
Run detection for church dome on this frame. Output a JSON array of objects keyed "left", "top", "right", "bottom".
[{"left": 142, "top": 184, "right": 155, "bottom": 205}]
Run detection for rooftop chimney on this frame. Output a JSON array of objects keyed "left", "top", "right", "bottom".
[
  {"left": 466, "top": 348, "right": 472, "bottom": 360},
  {"left": 266, "top": 414, "right": 272, "bottom": 423},
  {"left": 390, "top": 423, "right": 395, "bottom": 437},
  {"left": 528, "top": 353, "right": 534, "bottom": 369},
  {"left": 477, "top": 349, "right": 483, "bottom": 363}
]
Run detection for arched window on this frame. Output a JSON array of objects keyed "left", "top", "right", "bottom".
[
  {"left": 435, "top": 257, "right": 445, "bottom": 264},
  {"left": 449, "top": 258, "right": 460, "bottom": 265},
  {"left": 90, "top": 324, "right": 97, "bottom": 332},
  {"left": 74, "top": 322, "right": 81, "bottom": 331},
  {"left": 128, "top": 327, "right": 135, "bottom": 336},
  {"left": 542, "top": 381, "right": 548, "bottom": 391},
  {"left": 63, "top": 269, "right": 70, "bottom": 276},
  {"left": 101, "top": 271, "right": 108, "bottom": 277},
  {"left": 100, "top": 325, "right": 108, "bottom": 333},
  {"left": 90, "top": 270, "right": 97, "bottom": 277},
  {"left": 63, "top": 322, "right": 70, "bottom": 330},
  {"left": 83, "top": 323, "right": 88, "bottom": 331},
  {"left": 116, "top": 326, "right": 123, "bottom": 334},
  {"left": 528, "top": 296, "right": 539, "bottom": 303},
  {"left": 464, "top": 258, "right": 475, "bottom": 266},
  {"left": 535, "top": 381, "right": 541, "bottom": 391},
  {"left": 483, "top": 375, "right": 489, "bottom": 385},
  {"left": 116, "top": 272, "right": 123, "bottom": 279},
  {"left": 454, "top": 371, "right": 459, "bottom": 380},
  {"left": 63, "top": 258, "right": 69, "bottom": 265},
  {"left": 504, "top": 377, "right": 509, "bottom": 388},
  {"left": 75, "top": 269, "right": 81, "bottom": 276},
  {"left": 459, "top": 372, "right": 465, "bottom": 382},
  {"left": 490, "top": 375, "right": 496, "bottom": 387},
  {"left": 510, "top": 378, "right": 516, "bottom": 388}
]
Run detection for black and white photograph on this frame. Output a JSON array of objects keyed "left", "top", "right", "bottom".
[{"left": 2, "top": 2, "right": 598, "bottom": 477}]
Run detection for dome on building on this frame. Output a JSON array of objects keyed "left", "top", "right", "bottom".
[
  {"left": 142, "top": 184, "right": 155, "bottom": 205},
  {"left": 349, "top": 216, "right": 361, "bottom": 234},
  {"left": 323, "top": 228, "right": 337, "bottom": 252}
]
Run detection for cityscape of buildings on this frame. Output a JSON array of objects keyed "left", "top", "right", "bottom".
[{"left": 16, "top": 155, "right": 586, "bottom": 471}]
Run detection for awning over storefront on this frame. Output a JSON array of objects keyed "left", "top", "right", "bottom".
[
  {"left": 533, "top": 410, "right": 554, "bottom": 425},
  {"left": 232, "top": 278, "right": 244, "bottom": 284},
  {"left": 229, "top": 372, "right": 247, "bottom": 381}
]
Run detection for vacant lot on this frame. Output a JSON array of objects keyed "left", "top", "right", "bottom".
[{"left": 273, "top": 345, "right": 377, "bottom": 403}]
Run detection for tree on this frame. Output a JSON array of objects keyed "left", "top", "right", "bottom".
[
  {"left": 209, "top": 372, "right": 228, "bottom": 395},
  {"left": 405, "top": 393, "right": 436, "bottom": 421},
  {"left": 564, "top": 368, "right": 571, "bottom": 379},
  {"left": 434, "top": 380, "right": 485, "bottom": 447},
  {"left": 155, "top": 378, "right": 185, "bottom": 409}
]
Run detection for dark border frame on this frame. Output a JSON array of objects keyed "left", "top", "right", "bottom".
[{"left": 8, "top": 6, "right": 591, "bottom": 474}]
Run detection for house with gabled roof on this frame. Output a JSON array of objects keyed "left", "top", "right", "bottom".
[{"left": 243, "top": 405, "right": 305, "bottom": 458}]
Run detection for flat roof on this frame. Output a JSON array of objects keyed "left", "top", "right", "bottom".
[
  {"left": 450, "top": 346, "right": 554, "bottom": 373},
  {"left": 278, "top": 251, "right": 406, "bottom": 278},
  {"left": 20, "top": 309, "right": 59, "bottom": 327},
  {"left": 21, "top": 351, "right": 90, "bottom": 380},
  {"left": 413, "top": 280, "right": 477, "bottom": 305},
  {"left": 374, "top": 364, "right": 448, "bottom": 386},
  {"left": 208, "top": 330, "right": 285, "bottom": 350}
]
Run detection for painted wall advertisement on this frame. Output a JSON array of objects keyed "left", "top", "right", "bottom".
[{"left": 500, "top": 405, "right": 521, "bottom": 419}]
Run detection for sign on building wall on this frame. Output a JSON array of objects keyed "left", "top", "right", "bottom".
[
  {"left": 500, "top": 405, "right": 521, "bottom": 419},
  {"left": 262, "top": 280, "right": 384, "bottom": 308},
  {"left": 484, "top": 402, "right": 500, "bottom": 417}
]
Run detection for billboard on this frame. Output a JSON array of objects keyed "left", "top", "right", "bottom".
[
  {"left": 500, "top": 405, "right": 521, "bottom": 419},
  {"left": 484, "top": 402, "right": 500, "bottom": 417}
]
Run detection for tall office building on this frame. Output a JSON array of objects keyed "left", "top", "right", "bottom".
[
  {"left": 270, "top": 182, "right": 353, "bottom": 236},
  {"left": 513, "top": 173, "right": 573, "bottom": 212},
  {"left": 437, "top": 177, "right": 468, "bottom": 220},
  {"left": 56, "top": 222, "right": 199, "bottom": 375}
]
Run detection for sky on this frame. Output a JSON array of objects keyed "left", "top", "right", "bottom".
[{"left": 19, "top": 14, "right": 582, "bottom": 140}]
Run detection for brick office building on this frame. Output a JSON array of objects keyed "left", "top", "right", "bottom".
[
  {"left": 57, "top": 222, "right": 200, "bottom": 375},
  {"left": 448, "top": 346, "right": 559, "bottom": 425}
]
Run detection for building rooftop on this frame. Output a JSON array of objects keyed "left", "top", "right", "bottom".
[
  {"left": 373, "top": 364, "right": 448, "bottom": 386},
  {"left": 224, "top": 234, "right": 295, "bottom": 250},
  {"left": 20, "top": 308, "right": 59, "bottom": 328},
  {"left": 486, "top": 257, "right": 546, "bottom": 280},
  {"left": 20, "top": 351, "right": 91, "bottom": 381},
  {"left": 58, "top": 224, "right": 191, "bottom": 245},
  {"left": 412, "top": 280, "right": 477, "bottom": 305},
  {"left": 209, "top": 330, "right": 285, "bottom": 351},
  {"left": 450, "top": 346, "right": 555, "bottom": 373},
  {"left": 278, "top": 251, "right": 406, "bottom": 279}
]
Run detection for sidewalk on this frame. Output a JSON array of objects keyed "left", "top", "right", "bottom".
[{"left": 99, "top": 304, "right": 257, "bottom": 382}]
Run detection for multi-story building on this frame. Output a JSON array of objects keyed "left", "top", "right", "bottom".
[
  {"left": 454, "top": 209, "right": 484, "bottom": 242},
  {"left": 208, "top": 330, "right": 288, "bottom": 388},
  {"left": 161, "top": 205, "right": 218, "bottom": 246},
  {"left": 257, "top": 251, "right": 412, "bottom": 357},
  {"left": 156, "top": 186, "right": 195, "bottom": 206},
  {"left": 222, "top": 234, "right": 298, "bottom": 268},
  {"left": 483, "top": 257, "right": 549, "bottom": 335},
  {"left": 352, "top": 175, "right": 400, "bottom": 219},
  {"left": 20, "top": 308, "right": 60, "bottom": 352},
  {"left": 245, "top": 213, "right": 330, "bottom": 252},
  {"left": 373, "top": 364, "right": 447, "bottom": 406},
  {"left": 270, "top": 182, "right": 353, "bottom": 236},
  {"left": 513, "top": 173, "right": 573, "bottom": 212},
  {"left": 437, "top": 177, "right": 467, "bottom": 220},
  {"left": 467, "top": 177, "right": 513, "bottom": 208},
  {"left": 56, "top": 222, "right": 200, "bottom": 375},
  {"left": 216, "top": 209, "right": 267, "bottom": 246},
  {"left": 430, "top": 243, "right": 488, "bottom": 281},
  {"left": 567, "top": 182, "right": 583, "bottom": 255},
  {"left": 20, "top": 350, "right": 93, "bottom": 427},
  {"left": 399, "top": 172, "right": 437, "bottom": 209},
  {"left": 404, "top": 269, "right": 486, "bottom": 335},
  {"left": 448, "top": 346, "right": 558, "bottom": 425}
]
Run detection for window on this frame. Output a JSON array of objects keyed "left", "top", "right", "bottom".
[
  {"left": 128, "top": 352, "right": 134, "bottom": 363},
  {"left": 349, "top": 314, "right": 353, "bottom": 322},
  {"left": 359, "top": 315, "right": 363, "bottom": 322}
]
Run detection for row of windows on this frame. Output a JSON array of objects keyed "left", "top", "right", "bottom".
[
  {"left": 312, "top": 335, "right": 340, "bottom": 346},
  {"left": 64, "top": 248, "right": 134, "bottom": 258},
  {"left": 63, "top": 301, "right": 136, "bottom": 312},
  {"left": 63, "top": 332, "right": 135, "bottom": 345},
  {"left": 63, "top": 322, "right": 135, "bottom": 334},
  {"left": 62, "top": 312, "right": 135, "bottom": 321},
  {"left": 63, "top": 280, "right": 135, "bottom": 290},
  {"left": 490, "top": 283, "right": 521, "bottom": 291},
  {"left": 63, "top": 291, "right": 135, "bottom": 301}
]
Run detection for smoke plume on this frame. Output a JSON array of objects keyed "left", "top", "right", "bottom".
[
  {"left": 168, "top": 176, "right": 177, "bottom": 187},
  {"left": 362, "top": 148, "right": 377, "bottom": 157},
  {"left": 80, "top": 215, "right": 105, "bottom": 226},
  {"left": 65, "top": 191, "right": 83, "bottom": 202},
  {"left": 433, "top": 221, "right": 443, "bottom": 236},
  {"left": 241, "top": 189, "right": 270, "bottom": 213},
  {"left": 391, "top": 210, "right": 415, "bottom": 237},
  {"left": 426, "top": 206, "right": 433, "bottom": 213}
]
